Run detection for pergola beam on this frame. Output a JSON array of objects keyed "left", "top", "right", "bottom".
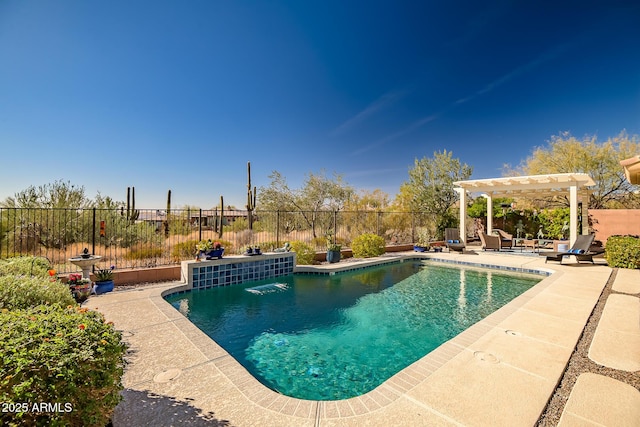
[{"left": 454, "top": 173, "right": 595, "bottom": 246}]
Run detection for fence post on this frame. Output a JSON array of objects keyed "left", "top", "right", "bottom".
[
  {"left": 92, "top": 208, "right": 96, "bottom": 256},
  {"left": 198, "top": 209, "right": 202, "bottom": 242},
  {"left": 276, "top": 210, "right": 280, "bottom": 246},
  {"left": 333, "top": 210, "right": 338, "bottom": 241}
]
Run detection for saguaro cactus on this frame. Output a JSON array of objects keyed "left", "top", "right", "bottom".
[
  {"left": 214, "top": 195, "right": 225, "bottom": 238},
  {"left": 164, "top": 190, "right": 171, "bottom": 237},
  {"left": 246, "top": 161, "right": 257, "bottom": 230},
  {"left": 125, "top": 187, "right": 139, "bottom": 222}
]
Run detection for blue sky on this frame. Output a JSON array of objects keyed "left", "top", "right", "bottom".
[{"left": 1, "top": 1, "right": 639, "bottom": 209}]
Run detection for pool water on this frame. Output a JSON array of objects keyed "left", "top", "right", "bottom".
[{"left": 165, "top": 261, "right": 540, "bottom": 400}]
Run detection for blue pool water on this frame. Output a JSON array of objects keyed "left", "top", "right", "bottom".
[{"left": 165, "top": 261, "right": 540, "bottom": 400}]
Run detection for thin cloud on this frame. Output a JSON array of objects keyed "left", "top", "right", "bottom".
[
  {"left": 351, "top": 114, "right": 440, "bottom": 156},
  {"left": 358, "top": 42, "right": 573, "bottom": 155},
  {"left": 456, "top": 42, "right": 572, "bottom": 105},
  {"left": 331, "top": 91, "right": 403, "bottom": 136}
]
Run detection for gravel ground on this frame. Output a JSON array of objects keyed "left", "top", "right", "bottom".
[
  {"left": 112, "top": 261, "right": 640, "bottom": 425},
  {"left": 537, "top": 268, "right": 640, "bottom": 426}
]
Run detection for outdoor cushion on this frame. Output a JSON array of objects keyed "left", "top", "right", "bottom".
[{"left": 567, "top": 249, "right": 586, "bottom": 254}]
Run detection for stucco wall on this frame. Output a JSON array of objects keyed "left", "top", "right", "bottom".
[{"left": 589, "top": 209, "right": 640, "bottom": 244}]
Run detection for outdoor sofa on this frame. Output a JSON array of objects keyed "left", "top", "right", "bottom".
[
  {"left": 492, "top": 229, "right": 513, "bottom": 249},
  {"left": 479, "top": 232, "right": 509, "bottom": 251}
]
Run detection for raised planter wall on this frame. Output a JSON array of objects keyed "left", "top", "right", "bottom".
[
  {"left": 75, "top": 245, "right": 414, "bottom": 286},
  {"left": 181, "top": 252, "right": 296, "bottom": 290},
  {"left": 590, "top": 209, "right": 640, "bottom": 244}
]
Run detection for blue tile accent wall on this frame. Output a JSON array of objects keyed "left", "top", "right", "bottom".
[{"left": 190, "top": 254, "right": 294, "bottom": 290}]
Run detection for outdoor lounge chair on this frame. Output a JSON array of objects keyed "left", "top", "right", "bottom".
[
  {"left": 492, "top": 229, "right": 513, "bottom": 249},
  {"left": 542, "top": 234, "right": 596, "bottom": 264},
  {"left": 444, "top": 228, "right": 466, "bottom": 252},
  {"left": 479, "top": 232, "right": 506, "bottom": 251}
]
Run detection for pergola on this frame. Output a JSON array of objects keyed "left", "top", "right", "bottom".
[
  {"left": 453, "top": 173, "right": 596, "bottom": 246},
  {"left": 620, "top": 155, "right": 640, "bottom": 185}
]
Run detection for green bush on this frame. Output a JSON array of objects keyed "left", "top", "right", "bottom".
[
  {"left": 0, "top": 305, "right": 126, "bottom": 426},
  {"left": 351, "top": 233, "right": 386, "bottom": 258},
  {"left": 605, "top": 235, "right": 640, "bottom": 269},
  {"left": 0, "top": 276, "right": 75, "bottom": 310},
  {"left": 0, "top": 257, "right": 52, "bottom": 278},
  {"left": 289, "top": 241, "right": 316, "bottom": 265}
]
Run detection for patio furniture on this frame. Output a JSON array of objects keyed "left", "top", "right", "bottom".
[
  {"left": 492, "top": 229, "right": 513, "bottom": 249},
  {"left": 479, "top": 232, "right": 507, "bottom": 251},
  {"left": 542, "top": 234, "right": 596, "bottom": 264},
  {"left": 444, "top": 228, "right": 466, "bottom": 252}
]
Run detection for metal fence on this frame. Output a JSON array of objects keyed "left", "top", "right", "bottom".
[{"left": 0, "top": 207, "right": 436, "bottom": 273}]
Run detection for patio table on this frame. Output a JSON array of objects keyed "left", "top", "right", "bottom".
[{"left": 512, "top": 239, "right": 553, "bottom": 253}]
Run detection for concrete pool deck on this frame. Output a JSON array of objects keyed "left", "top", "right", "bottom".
[{"left": 90, "top": 251, "right": 640, "bottom": 426}]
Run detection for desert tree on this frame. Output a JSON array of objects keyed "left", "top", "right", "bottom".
[
  {"left": 258, "top": 170, "right": 354, "bottom": 238},
  {"left": 401, "top": 150, "right": 473, "bottom": 238},
  {"left": 506, "top": 131, "right": 640, "bottom": 208}
]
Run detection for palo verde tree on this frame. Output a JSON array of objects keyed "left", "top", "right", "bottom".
[
  {"left": 507, "top": 131, "right": 640, "bottom": 208},
  {"left": 258, "top": 170, "right": 354, "bottom": 238},
  {"left": 400, "top": 150, "right": 473, "bottom": 238}
]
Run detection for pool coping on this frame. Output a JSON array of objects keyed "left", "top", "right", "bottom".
[{"left": 95, "top": 251, "right": 613, "bottom": 426}]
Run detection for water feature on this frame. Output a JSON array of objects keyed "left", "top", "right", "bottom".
[{"left": 68, "top": 248, "right": 101, "bottom": 279}]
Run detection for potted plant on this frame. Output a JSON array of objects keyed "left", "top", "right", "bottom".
[
  {"left": 196, "top": 239, "right": 213, "bottom": 260},
  {"left": 93, "top": 267, "right": 114, "bottom": 295},
  {"left": 206, "top": 241, "right": 225, "bottom": 259},
  {"left": 414, "top": 229, "right": 432, "bottom": 252},
  {"left": 326, "top": 232, "right": 341, "bottom": 263},
  {"left": 67, "top": 273, "right": 91, "bottom": 303}
]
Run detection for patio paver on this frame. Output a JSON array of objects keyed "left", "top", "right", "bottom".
[
  {"left": 558, "top": 373, "right": 640, "bottom": 427},
  {"left": 90, "top": 252, "right": 623, "bottom": 426}
]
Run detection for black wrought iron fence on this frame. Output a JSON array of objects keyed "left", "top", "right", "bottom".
[{"left": 0, "top": 207, "right": 436, "bottom": 273}]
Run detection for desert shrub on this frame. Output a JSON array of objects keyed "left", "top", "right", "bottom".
[
  {"left": 0, "top": 305, "right": 126, "bottom": 427},
  {"left": 172, "top": 239, "right": 199, "bottom": 260},
  {"left": 0, "top": 256, "right": 52, "bottom": 278},
  {"left": 289, "top": 241, "right": 315, "bottom": 265},
  {"left": 351, "top": 233, "right": 386, "bottom": 258},
  {"left": 0, "top": 275, "right": 75, "bottom": 311},
  {"left": 235, "top": 230, "right": 253, "bottom": 250},
  {"left": 605, "top": 235, "right": 640, "bottom": 269},
  {"left": 123, "top": 245, "right": 164, "bottom": 260},
  {"left": 228, "top": 217, "right": 248, "bottom": 232}
]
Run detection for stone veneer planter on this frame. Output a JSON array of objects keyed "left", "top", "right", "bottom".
[{"left": 181, "top": 252, "right": 296, "bottom": 290}]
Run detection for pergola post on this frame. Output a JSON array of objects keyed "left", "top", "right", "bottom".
[
  {"left": 484, "top": 193, "right": 493, "bottom": 234},
  {"left": 569, "top": 184, "right": 578, "bottom": 245},
  {"left": 457, "top": 188, "right": 467, "bottom": 243}
]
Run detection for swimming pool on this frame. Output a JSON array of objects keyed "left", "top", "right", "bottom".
[{"left": 165, "top": 260, "right": 541, "bottom": 400}]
